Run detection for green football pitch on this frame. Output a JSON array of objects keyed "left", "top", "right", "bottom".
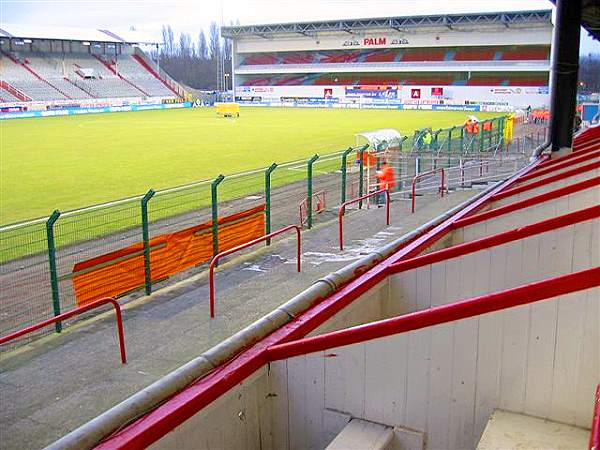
[{"left": 0, "top": 107, "right": 501, "bottom": 224}]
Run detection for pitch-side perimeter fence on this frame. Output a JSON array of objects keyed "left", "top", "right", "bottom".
[{"left": 0, "top": 116, "right": 541, "bottom": 348}]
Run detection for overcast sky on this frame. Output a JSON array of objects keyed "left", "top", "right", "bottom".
[{"left": 1, "top": 0, "right": 598, "bottom": 54}]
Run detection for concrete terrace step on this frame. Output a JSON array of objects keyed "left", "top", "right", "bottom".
[{"left": 477, "top": 410, "right": 590, "bottom": 450}]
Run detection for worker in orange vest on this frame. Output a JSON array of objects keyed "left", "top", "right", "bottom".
[{"left": 375, "top": 163, "right": 395, "bottom": 205}]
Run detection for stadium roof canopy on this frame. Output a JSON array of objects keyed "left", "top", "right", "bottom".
[
  {"left": 221, "top": 9, "right": 552, "bottom": 38},
  {"left": 0, "top": 24, "right": 159, "bottom": 45}
]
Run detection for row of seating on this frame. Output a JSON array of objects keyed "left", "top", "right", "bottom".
[
  {"left": 241, "top": 72, "right": 549, "bottom": 87},
  {"left": 0, "top": 51, "right": 175, "bottom": 102},
  {"left": 239, "top": 45, "right": 551, "bottom": 66}
]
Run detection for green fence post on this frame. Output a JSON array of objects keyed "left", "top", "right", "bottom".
[
  {"left": 412, "top": 130, "right": 420, "bottom": 153},
  {"left": 211, "top": 174, "right": 225, "bottom": 257},
  {"left": 447, "top": 127, "right": 453, "bottom": 153},
  {"left": 306, "top": 154, "right": 319, "bottom": 229},
  {"left": 340, "top": 147, "right": 353, "bottom": 204},
  {"left": 460, "top": 126, "right": 464, "bottom": 153},
  {"left": 358, "top": 146, "right": 365, "bottom": 209},
  {"left": 46, "top": 210, "right": 62, "bottom": 333},
  {"left": 399, "top": 137, "right": 407, "bottom": 190},
  {"left": 433, "top": 128, "right": 442, "bottom": 153},
  {"left": 264, "top": 163, "right": 277, "bottom": 245},
  {"left": 479, "top": 121, "right": 485, "bottom": 152},
  {"left": 141, "top": 189, "right": 155, "bottom": 295},
  {"left": 488, "top": 120, "right": 493, "bottom": 148}
]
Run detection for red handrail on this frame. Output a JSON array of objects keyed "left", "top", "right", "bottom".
[
  {"left": 0, "top": 297, "right": 126, "bottom": 364},
  {"left": 209, "top": 225, "right": 301, "bottom": 318},
  {"left": 411, "top": 168, "right": 445, "bottom": 213},
  {"left": 591, "top": 384, "right": 600, "bottom": 450},
  {"left": 266, "top": 266, "right": 600, "bottom": 361},
  {"left": 338, "top": 189, "right": 390, "bottom": 251}
]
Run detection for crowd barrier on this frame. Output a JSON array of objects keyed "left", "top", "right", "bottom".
[{"left": 0, "top": 101, "right": 193, "bottom": 120}]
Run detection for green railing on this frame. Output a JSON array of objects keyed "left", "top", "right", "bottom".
[{"left": 0, "top": 115, "right": 515, "bottom": 346}]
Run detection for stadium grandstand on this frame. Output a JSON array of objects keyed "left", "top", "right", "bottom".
[
  {"left": 222, "top": 10, "right": 553, "bottom": 108},
  {"left": 0, "top": 25, "right": 186, "bottom": 105}
]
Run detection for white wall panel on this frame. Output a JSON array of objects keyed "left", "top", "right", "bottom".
[
  {"left": 491, "top": 168, "right": 600, "bottom": 208},
  {"left": 270, "top": 286, "right": 598, "bottom": 450},
  {"left": 515, "top": 157, "right": 600, "bottom": 186}
]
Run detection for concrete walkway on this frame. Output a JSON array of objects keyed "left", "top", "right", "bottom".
[{"left": 0, "top": 190, "right": 479, "bottom": 449}]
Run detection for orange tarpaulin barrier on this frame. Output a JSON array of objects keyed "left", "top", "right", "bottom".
[{"left": 72, "top": 205, "right": 265, "bottom": 306}]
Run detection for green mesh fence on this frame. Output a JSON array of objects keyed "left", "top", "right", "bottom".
[
  {"left": 0, "top": 115, "right": 517, "bottom": 347},
  {"left": 53, "top": 199, "right": 142, "bottom": 316},
  {"left": 0, "top": 220, "right": 53, "bottom": 346}
]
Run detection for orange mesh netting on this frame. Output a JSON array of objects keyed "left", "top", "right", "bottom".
[{"left": 72, "top": 205, "right": 265, "bottom": 305}]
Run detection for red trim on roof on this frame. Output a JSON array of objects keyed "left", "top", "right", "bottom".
[
  {"left": 390, "top": 205, "right": 600, "bottom": 274},
  {"left": 453, "top": 176, "right": 600, "bottom": 229},
  {"left": 266, "top": 267, "right": 600, "bottom": 361},
  {"left": 490, "top": 160, "right": 600, "bottom": 202},
  {"left": 93, "top": 160, "right": 543, "bottom": 449},
  {"left": 519, "top": 149, "right": 600, "bottom": 183}
]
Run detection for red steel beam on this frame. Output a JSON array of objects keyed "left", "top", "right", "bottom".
[
  {"left": 338, "top": 189, "right": 390, "bottom": 251},
  {"left": 491, "top": 160, "right": 600, "bottom": 202},
  {"left": 92, "top": 159, "right": 543, "bottom": 450},
  {"left": 452, "top": 176, "right": 600, "bottom": 229},
  {"left": 518, "top": 149, "right": 600, "bottom": 183},
  {"left": 535, "top": 147, "right": 600, "bottom": 171},
  {"left": 209, "top": 225, "right": 301, "bottom": 318},
  {"left": 591, "top": 384, "right": 600, "bottom": 450},
  {"left": 266, "top": 267, "right": 600, "bottom": 361},
  {"left": 390, "top": 205, "right": 600, "bottom": 274},
  {"left": 412, "top": 168, "right": 445, "bottom": 213},
  {"left": 0, "top": 297, "right": 126, "bottom": 364}
]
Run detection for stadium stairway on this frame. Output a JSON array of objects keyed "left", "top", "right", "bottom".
[
  {"left": 0, "top": 189, "right": 481, "bottom": 450},
  {"left": 131, "top": 53, "right": 180, "bottom": 97},
  {"left": 93, "top": 54, "right": 150, "bottom": 97}
]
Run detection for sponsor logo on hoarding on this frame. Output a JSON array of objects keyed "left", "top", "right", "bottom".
[
  {"left": 411, "top": 88, "right": 421, "bottom": 99},
  {"left": 345, "top": 85, "right": 398, "bottom": 99},
  {"left": 524, "top": 87, "right": 549, "bottom": 94},
  {"left": 342, "top": 37, "right": 409, "bottom": 47},
  {"left": 431, "top": 87, "right": 444, "bottom": 96},
  {"left": 490, "top": 87, "right": 524, "bottom": 95}
]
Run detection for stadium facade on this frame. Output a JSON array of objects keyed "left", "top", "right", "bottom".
[{"left": 222, "top": 10, "right": 553, "bottom": 109}]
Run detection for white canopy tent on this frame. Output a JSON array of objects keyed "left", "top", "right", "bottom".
[
  {"left": 355, "top": 129, "right": 404, "bottom": 190},
  {"left": 355, "top": 128, "right": 403, "bottom": 152}
]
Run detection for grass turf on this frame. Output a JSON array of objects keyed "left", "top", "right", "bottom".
[{"left": 1, "top": 107, "right": 501, "bottom": 225}]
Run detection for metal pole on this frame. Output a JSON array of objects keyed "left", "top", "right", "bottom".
[
  {"left": 141, "top": 189, "right": 155, "bottom": 295},
  {"left": 265, "top": 163, "right": 277, "bottom": 245},
  {"left": 479, "top": 121, "right": 485, "bottom": 152},
  {"left": 340, "top": 147, "right": 353, "bottom": 204},
  {"left": 358, "top": 147, "right": 365, "bottom": 209},
  {"left": 549, "top": 0, "right": 582, "bottom": 153},
  {"left": 46, "top": 210, "right": 62, "bottom": 333},
  {"left": 211, "top": 174, "right": 225, "bottom": 257},
  {"left": 306, "top": 155, "right": 319, "bottom": 229}
]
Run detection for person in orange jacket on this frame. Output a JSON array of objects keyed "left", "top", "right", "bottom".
[{"left": 375, "top": 163, "right": 395, "bottom": 205}]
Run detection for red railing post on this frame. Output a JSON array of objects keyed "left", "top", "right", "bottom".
[
  {"left": 412, "top": 168, "right": 445, "bottom": 213},
  {"left": 338, "top": 189, "right": 390, "bottom": 251},
  {"left": 0, "top": 297, "right": 126, "bottom": 364},
  {"left": 209, "top": 225, "right": 301, "bottom": 318}
]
